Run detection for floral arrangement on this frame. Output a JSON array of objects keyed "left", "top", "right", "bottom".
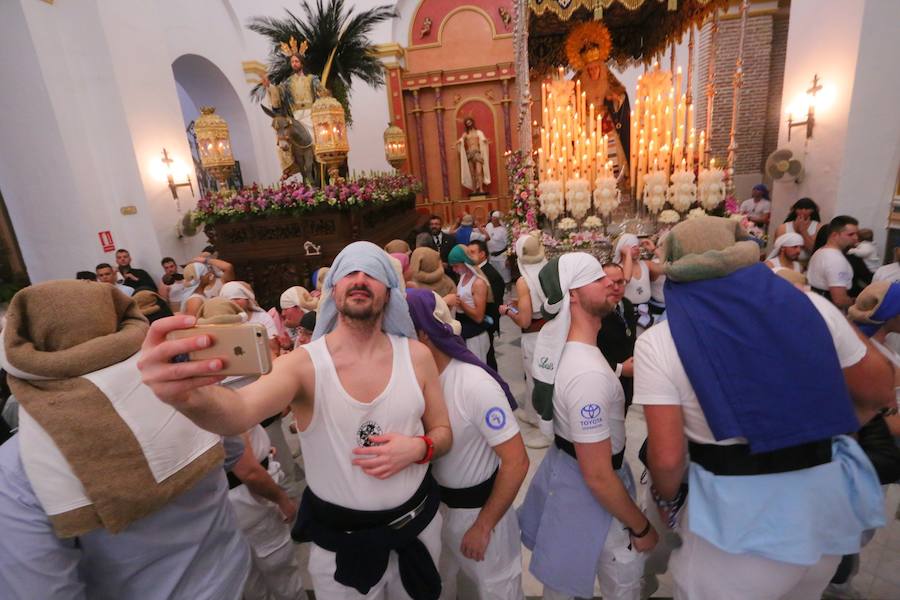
[
  {"left": 659, "top": 209, "right": 681, "bottom": 224},
  {"left": 543, "top": 230, "right": 609, "bottom": 252},
  {"left": 506, "top": 151, "right": 539, "bottom": 229},
  {"left": 667, "top": 169, "right": 697, "bottom": 213},
  {"left": 192, "top": 173, "right": 421, "bottom": 225},
  {"left": 698, "top": 166, "right": 727, "bottom": 211},
  {"left": 558, "top": 217, "right": 578, "bottom": 231},
  {"left": 687, "top": 207, "right": 707, "bottom": 220},
  {"left": 583, "top": 215, "right": 603, "bottom": 229},
  {"left": 566, "top": 177, "right": 591, "bottom": 219},
  {"left": 538, "top": 179, "right": 564, "bottom": 222},
  {"left": 593, "top": 173, "right": 620, "bottom": 217},
  {"left": 642, "top": 170, "right": 668, "bottom": 213}
]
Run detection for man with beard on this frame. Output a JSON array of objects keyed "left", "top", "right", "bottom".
[
  {"left": 596, "top": 263, "right": 637, "bottom": 410},
  {"left": 765, "top": 233, "right": 804, "bottom": 273},
  {"left": 138, "top": 241, "right": 452, "bottom": 599},
  {"left": 425, "top": 214, "right": 457, "bottom": 270},
  {"left": 519, "top": 254, "right": 657, "bottom": 600}
]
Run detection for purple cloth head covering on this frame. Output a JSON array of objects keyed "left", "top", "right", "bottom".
[
  {"left": 405, "top": 288, "right": 516, "bottom": 410},
  {"left": 752, "top": 184, "right": 770, "bottom": 200}
]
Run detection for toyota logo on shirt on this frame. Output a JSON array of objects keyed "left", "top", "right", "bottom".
[{"left": 580, "top": 403, "right": 603, "bottom": 430}]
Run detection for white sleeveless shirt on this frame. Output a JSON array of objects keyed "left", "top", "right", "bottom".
[
  {"left": 625, "top": 261, "right": 652, "bottom": 305},
  {"left": 457, "top": 270, "right": 477, "bottom": 308},
  {"left": 299, "top": 334, "right": 427, "bottom": 510}
]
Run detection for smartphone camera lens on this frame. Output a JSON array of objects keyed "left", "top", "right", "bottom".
[{"left": 256, "top": 331, "right": 262, "bottom": 337}]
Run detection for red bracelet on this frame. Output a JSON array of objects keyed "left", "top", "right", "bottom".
[{"left": 415, "top": 435, "right": 435, "bottom": 464}]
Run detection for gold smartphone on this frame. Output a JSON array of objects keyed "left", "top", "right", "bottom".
[{"left": 167, "top": 323, "right": 273, "bottom": 377}]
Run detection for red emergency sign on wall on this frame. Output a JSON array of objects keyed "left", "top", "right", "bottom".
[{"left": 98, "top": 231, "right": 115, "bottom": 253}]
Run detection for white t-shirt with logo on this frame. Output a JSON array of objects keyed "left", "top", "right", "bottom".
[
  {"left": 633, "top": 292, "right": 867, "bottom": 445},
  {"left": 807, "top": 247, "right": 853, "bottom": 290},
  {"left": 552, "top": 342, "right": 625, "bottom": 454},
  {"left": 432, "top": 359, "right": 519, "bottom": 489}
]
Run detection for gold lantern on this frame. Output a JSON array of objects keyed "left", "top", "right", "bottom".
[
  {"left": 383, "top": 124, "right": 408, "bottom": 169},
  {"left": 194, "top": 106, "right": 235, "bottom": 189},
  {"left": 311, "top": 94, "right": 349, "bottom": 182}
]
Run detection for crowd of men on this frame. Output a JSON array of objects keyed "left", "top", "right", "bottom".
[{"left": 0, "top": 198, "right": 899, "bottom": 600}]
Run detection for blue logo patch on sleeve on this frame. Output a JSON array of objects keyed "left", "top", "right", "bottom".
[
  {"left": 485, "top": 407, "right": 507, "bottom": 430},
  {"left": 580, "top": 403, "right": 603, "bottom": 429}
]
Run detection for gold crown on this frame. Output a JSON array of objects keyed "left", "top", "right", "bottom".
[
  {"left": 280, "top": 37, "right": 309, "bottom": 58},
  {"left": 581, "top": 46, "right": 605, "bottom": 65}
]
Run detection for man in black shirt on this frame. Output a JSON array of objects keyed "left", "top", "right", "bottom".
[
  {"left": 596, "top": 263, "right": 638, "bottom": 410},
  {"left": 115, "top": 249, "right": 157, "bottom": 292},
  {"left": 468, "top": 240, "right": 505, "bottom": 370}
]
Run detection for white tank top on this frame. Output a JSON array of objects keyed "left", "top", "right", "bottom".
[
  {"left": 299, "top": 334, "right": 427, "bottom": 510},
  {"left": 625, "top": 261, "right": 652, "bottom": 305},
  {"left": 457, "top": 270, "right": 476, "bottom": 308}
]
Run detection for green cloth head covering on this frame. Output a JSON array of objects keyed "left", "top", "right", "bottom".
[{"left": 447, "top": 244, "right": 473, "bottom": 265}]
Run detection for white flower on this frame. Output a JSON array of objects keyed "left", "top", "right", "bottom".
[
  {"left": 728, "top": 212, "right": 744, "bottom": 222},
  {"left": 687, "top": 207, "right": 707, "bottom": 220},
  {"left": 697, "top": 167, "right": 726, "bottom": 210},
  {"left": 539, "top": 179, "right": 564, "bottom": 221},
  {"left": 583, "top": 216, "right": 603, "bottom": 229},
  {"left": 565, "top": 178, "right": 592, "bottom": 219},
  {"left": 642, "top": 170, "right": 669, "bottom": 214},
  {"left": 659, "top": 209, "right": 680, "bottom": 224},
  {"left": 593, "top": 174, "right": 620, "bottom": 217},
  {"left": 667, "top": 169, "right": 696, "bottom": 213},
  {"left": 558, "top": 217, "right": 578, "bottom": 231}
]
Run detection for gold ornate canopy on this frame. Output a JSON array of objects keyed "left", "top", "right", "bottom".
[{"left": 529, "top": 0, "right": 728, "bottom": 70}]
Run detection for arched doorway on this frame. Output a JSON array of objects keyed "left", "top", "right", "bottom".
[{"left": 171, "top": 54, "right": 257, "bottom": 191}]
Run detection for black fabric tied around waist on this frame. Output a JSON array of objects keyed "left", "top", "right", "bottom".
[
  {"left": 688, "top": 438, "right": 833, "bottom": 476},
  {"left": 227, "top": 456, "right": 269, "bottom": 490},
  {"left": 438, "top": 469, "right": 497, "bottom": 509},
  {"left": 811, "top": 286, "right": 833, "bottom": 302},
  {"left": 292, "top": 471, "right": 441, "bottom": 600},
  {"left": 555, "top": 435, "right": 625, "bottom": 470}
]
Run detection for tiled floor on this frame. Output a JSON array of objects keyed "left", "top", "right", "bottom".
[{"left": 284, "top": 304, "right": 900, "bottom": 599}]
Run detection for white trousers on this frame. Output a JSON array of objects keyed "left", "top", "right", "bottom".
[
  {"left": 466, "top": 331, "right": 490, "bottom": 364},
  {"left": 518, "top": 332, "right": 541, "bottom": 425},
  {"left": 438, "top": 506, "right": 524, "bottom": 600},
  {"left": 229, "top": 462, "right": 305, "bottom": 600},
  {"left": 670, "top": 527, "right": 841, "bottom": 600},
  {"left": 541, "top": 519, "right": 645, "bottom": 600},
  {"left": 308, "top": 511, "right": 443, "bottom": 599}
]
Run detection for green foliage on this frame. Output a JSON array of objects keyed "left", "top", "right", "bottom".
[{"left": 247, "top": 0, "right": 396, "bottom": 122}]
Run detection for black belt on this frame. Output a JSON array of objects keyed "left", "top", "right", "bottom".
[
  {"left": 811, "top": 286, "right": 832, "bottom": 301},
  {"left": 227, "top": 456, "right": 269, "bottom": 489},
  {"left": 490, "top": 248, "right": 507, "bottom": 257},
  {"left": 688, "top": 439, "right": 832, "bottom": 476},
  {"left": 555, "top": 434, "right": 624, "bottom": 470},
  {"left": 438, "top": 469, "right": 497, "bottom": 509}
]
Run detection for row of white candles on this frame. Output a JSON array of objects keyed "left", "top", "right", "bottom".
[
  {"left": 630, "top": 63, "right": 711, "bottom": 199},
  {"left": 538, "top": 67, "right": 616, "bottom": 190}
]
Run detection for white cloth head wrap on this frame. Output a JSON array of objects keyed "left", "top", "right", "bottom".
[
  {"left": 515, "top": 233, "right": 548, "bottom": 314},
  {"left": 766, "top": 232, "right": 804, "bottom": 261},
  {"left": 176, "top": 262, "right": 208, "bottom": 303},
  {"left": 531, "top": 253, "right": 605, "bottom": 432},
  {"left": 312, "top": 241, "right": 416, "bottom": 340},
  {"left": 219, "top": 281, "right": 262, "bottom": 312},
  {"left": 614, "top": 234, "right": 639, "bottom": 263}
]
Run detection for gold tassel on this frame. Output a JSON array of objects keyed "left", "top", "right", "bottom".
[
  {"left": 669, "top": 0, "right": 677, "bottom": 10},
  {"left": 594, "top": 1, "right": 602, "bottom": 20}
]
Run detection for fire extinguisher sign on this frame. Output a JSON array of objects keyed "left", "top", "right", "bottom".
[{"left": 98, "top": 231, "right": 115, "bottom": 253}]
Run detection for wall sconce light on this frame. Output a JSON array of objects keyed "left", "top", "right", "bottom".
[
  {"left": 161, "top": 148, "right": 194, "bottom": 206},
  {"left": 787, "top": 74, "right": 823, "bottom": 142}
]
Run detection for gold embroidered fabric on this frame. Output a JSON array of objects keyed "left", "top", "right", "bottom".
[{"left": 530, "top": 0, "right": 715, "bottom": 21}]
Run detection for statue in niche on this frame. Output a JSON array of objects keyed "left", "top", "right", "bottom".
[
  {"left": 566, "top": 22, "right": 631, "bottom": 177},
  {"left": 454, "top": 117, "right": 491, "bottom": 195}
]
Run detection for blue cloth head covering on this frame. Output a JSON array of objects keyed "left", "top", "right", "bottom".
[
  {"left": 849, "top": 282, "right": 900, "bottom": 337},
  {"left": 312, "top": 241, "right": 416, "bottom": 340},
  {"left": 752, "top": 184, "right": 770, "bottom": 200},
  {"left": 405, "top": 288, "right": 516, "bottom": 409}
]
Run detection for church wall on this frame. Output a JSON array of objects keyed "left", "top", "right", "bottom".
[
  {"left": 832, "top": 0, "right": 900, "bottom": 254},
  {"left": 772, "top": 0, "right": 868, "bottom": 239}
]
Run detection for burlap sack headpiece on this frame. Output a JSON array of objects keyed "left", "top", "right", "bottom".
[
  {"left": 849, "top": 281, "right": 900, "bottom": 336},
  {"left": 663, "top": 216, "right": 760, "bottom": 282},
  {"left": 197, "top": 297, "right": 247, "bottom": 325},
  {"left": 409, "top": 247, "right": 456, "bottom": 297},
  {"left": 384, "top": 239, "right": 411, "bottom": 255}
]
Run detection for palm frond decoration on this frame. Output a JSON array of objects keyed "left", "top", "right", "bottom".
[{"left": 247, "top": 0, "right": 396, "bottom": 123}]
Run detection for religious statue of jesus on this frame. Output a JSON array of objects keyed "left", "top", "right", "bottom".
[
  {"left": 263, "top": 37, "right": 318, "bottom": 133},
  {"left": 455, "top": 117, "right": 491, "bottom": 195}
]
